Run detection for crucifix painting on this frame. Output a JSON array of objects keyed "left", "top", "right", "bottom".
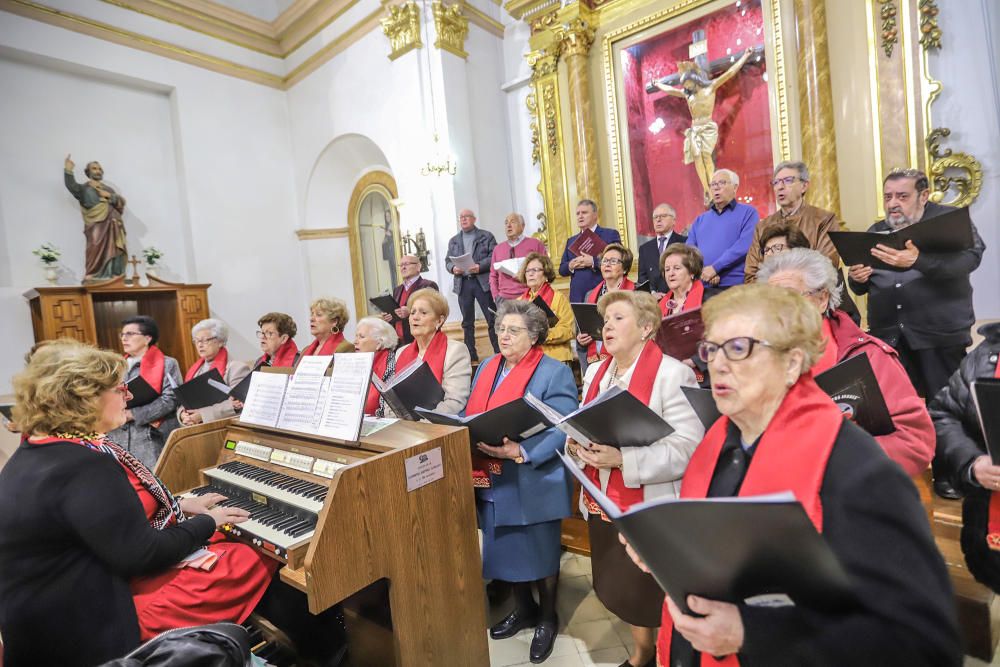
[{"left": 609, "top": 0, "right": 780, "bottom": 240}]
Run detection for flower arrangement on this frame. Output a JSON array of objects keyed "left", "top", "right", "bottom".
[
  {"left": 143, "top": 247, "right": 163, "bottom": 266},
  {"left": 32, "top": 243, "right": 61, "bottom": 265}
]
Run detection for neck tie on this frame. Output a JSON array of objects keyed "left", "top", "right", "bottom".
[{"left": 657, "top": 236, "right": 667, "bottom": 256}]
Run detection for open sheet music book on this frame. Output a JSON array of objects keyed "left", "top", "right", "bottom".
[
  {"left": 276, "top": 356, "right": 333, "bottom": 432},
  {"left": 372, "top": 360, "right": 445, "bottom": 421},
  {"left": 524, "top": 387, "right": 673, "bottom": 449},
  {"left": 814, "top": 354, "right": 894, "bottom": 437},
  {"left": 448, "top": 253, "right": 477, "bottom": 272},
  {"left": 240, "top": 372, "right": 289, "bottom": 427},
  {"left": 556, "top": 448, "right": 855, "bottom": 615},
  {"left": 417, "top": 399, "right": 550, "bottom": 447},
  {"left": 316, "top": 352, "right": 374, "bottom": 441},
  {"left": 494, "top": 257, "right": 527, "bottom": 279}
]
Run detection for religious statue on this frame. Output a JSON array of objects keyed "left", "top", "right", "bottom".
[
  {"left": 63, "top": 154, "right": 128, "bottom": 283},
  {"left": 653, "top": 47, "right": 753, "bottom": 196}
]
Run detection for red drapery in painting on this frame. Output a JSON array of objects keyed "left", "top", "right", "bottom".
[{"left": 620, "top": 0, "right": 776, "bottom": 236}]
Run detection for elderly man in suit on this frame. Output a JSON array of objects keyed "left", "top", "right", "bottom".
[
  {"left": 637, "top": 202, "right": 686, "bottom": 296},
  {"left": 559, "top": 199, "right": 622, "bottom": 373},
  {"left": 446, "top": 209, "right": 499, "bottom": 361},
  {"left": 382, "top": 254, "right": 439, "bottom": 346}
]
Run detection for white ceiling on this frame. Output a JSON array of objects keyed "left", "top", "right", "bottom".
[{"left": 207, "top": 0, "right": 297, "bottom": 22}]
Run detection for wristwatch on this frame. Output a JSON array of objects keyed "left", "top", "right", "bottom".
[{"left": 513, "top": 454, "right": 525, "bottom": 464}]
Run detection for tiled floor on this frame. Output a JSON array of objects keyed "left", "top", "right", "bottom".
[{"left": 488, "top": 552, "right": 640, "bottom": 667}]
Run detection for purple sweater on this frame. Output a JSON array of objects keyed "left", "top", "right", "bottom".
[{"left": 685, "top": 200, "right": 760, "bottom": 287}]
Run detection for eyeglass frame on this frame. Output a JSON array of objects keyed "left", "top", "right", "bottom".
[
  {"left": 255, "top": 330, "right": 281, "bottom": 340},
  {"left": 697, "top": 336, "right": 780, "bottom": 363},
  {"left": 494, "top": 324, "right": 528, "bottom": 337},
  {"left": 192, "top": 336, "right": 219, "bottom": 346},
  {"left": 600, "top": 257, "right": 624, "bottom": 266},
  {"left": 770, "top": 176, "right": 801, "bottom": 187},
  {"left": 762, "top": 243, "right": 786, "bottom": 256}
]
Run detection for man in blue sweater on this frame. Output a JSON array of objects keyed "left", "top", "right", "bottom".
[{"left": 685, "top": 169, "right": 760, "bottom": 288}]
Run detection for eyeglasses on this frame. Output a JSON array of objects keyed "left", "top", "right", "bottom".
[
  {"left": 601, "top": 258, "right": 623, "bottom": 266},
  {"left": 255, "top": 330, "right": 279, "bottom": 340},
  {"left": 192, "top": 336, "right": 218, "bottom": 345},
  {"left": 770, "top": 176, "right": 801, "bottom": 187},
  {"left": 697, "top": 337, "right": 778, "bottom": 363},
  {"left": 524, "top": 267, "right": 544, "bottom": 275},
  {"left": 709, "top": 180, "right": 730, "bottom": 189},
  {"left": 652, "top": 213, "right": 675, "bottom": 220},
  {"left": 112, "top": 384, "right": 133, "bottom": 400},
  {"left": 762, "top": 243, "right": 785, "bottom": 256},
  {"left": 495, "top": 325, "right": 527, "bottom": 337},
  {"left": 120, "top": 331, "right": 145, "bottom": 339}
]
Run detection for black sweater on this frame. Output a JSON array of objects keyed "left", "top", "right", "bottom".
[{"left": 0, "top": 439, "right": 215, "bottom": 667}]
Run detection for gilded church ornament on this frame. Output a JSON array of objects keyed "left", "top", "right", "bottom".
[
  {"left": 526, "top": 48, "right": 559, "bottom": 79},
  {"left": 877, "top": 0, "right": 898, "bottom": 57},
  {"left": 925, "top": 128, "right": 983, "bottom": 208},
  {"left": 527, "top": 92, "right": 541, "bottom": 165},
  {"left": 380, "top": 2, "right": 422, "bottom": 61},
  {"left": 918, "top": 0, "right": 941, "bottom": 50},
  {"left": 555, "top": 18, "right": 596, "bottom": 58},
  {"left": 432, "top": 1, "right": 469, "bottom": 59}
]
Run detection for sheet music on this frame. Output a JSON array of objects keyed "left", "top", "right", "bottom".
[
  {"left": 318, "top": 352, "right": 375, "bottom": 441},
  {"left": 239, "top": 372, "right": 289, "bottom": 427},
  {"left": 309, "top": 377, "right": 332, "bottom": 432},
  {"left": 275, "top": 356, "right": 332, "bottom": 432}
]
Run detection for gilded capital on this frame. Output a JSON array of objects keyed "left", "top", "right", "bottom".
[
  {"left": 432, "top": 1, "right": 469, "bottom": 59},
  {"left": 526, "top": 48, "right": 559, "bottom": 80},
  {"left": 381, "top": 2, "right": 422, "bottom": 61},
  {"left": 555, "top": 18, "right": 595, "bottom": 58}
]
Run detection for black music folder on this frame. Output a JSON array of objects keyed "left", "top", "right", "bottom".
[
  {"left": 526, "top": 386, "right": 673, "bottom": 448},
  {"left": 655, "top": 308, "right": 704, "bottom": 361},
  {"left": 971, "top": 379, "right": 1000, "bottom": 465},
  {"left": 828, "top": 206, "right": 973, "bottom": 271},
  {"left": 814, "top": 353, "right": 894, "bottom": 437},
  {"left": 571, "top": 302, "right": 604, "bottom": 340},
  {"left": 0, "top": 404, "right": 13, "bottom": 423},
  {"left": 681, "top": 386, "right": 722, "bottom": 430},
  {"left": 175, "top": 368, "right": 230, "bottom": 411},
  {"left": 373, "top": 360, "right": 445, "bottom": 421},
  {"left": 531, "top": 296, "right": 559, "bottom": 327},
  {"left": 369, "top": 294, "right": 401, "bottom": 324},
  {"left": 417, "top": 398, "right": 550, "bottom": 446},
  {"left": 125, "top": 375, "right": 159, "bottom": 409},
  {"left": 635, "top": 280, "right": 652, "bottom": 293},
  {"left": 228, "top": 371, "right": 254, "bottom": 403},
  {"left": 557, "top": 448, "right": 855, "bottom": 616}
]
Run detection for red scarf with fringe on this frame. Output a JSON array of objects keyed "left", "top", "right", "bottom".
[
  {"left": 466, "top": 346, "right": 545, "bottom": 488},
  {"left": 301, "top": 332, "right": 344, "bottom": 357},
  {"left": 184, "top": 347, "right": 229, "bottom": 383},
  {"left": 582, "top": 339, "right": 661, "bottom": 516},
  {"left": 397, "top": 330, "right": 449, "bottom": 382},
  {"left": 585, "top": 277, "right": 635, "bottom": 363},
  {"left": 656, "top": 374, "right": 841, "bottom": 665}
]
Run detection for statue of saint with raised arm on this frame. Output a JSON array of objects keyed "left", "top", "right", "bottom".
[{"left": 63, "top": 154, "right": 127, "bottom": 283}]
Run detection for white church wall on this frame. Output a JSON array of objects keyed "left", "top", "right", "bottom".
[{"left": 0, "top": 13, "right": 304, "bottom": 392}]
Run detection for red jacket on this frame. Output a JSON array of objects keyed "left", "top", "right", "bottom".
[{"left": 828, "top": 309, "right": 935, "bottom": 477}]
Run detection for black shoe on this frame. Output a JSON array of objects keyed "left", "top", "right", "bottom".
[
  {"left": 490, "top": 607, "right": 538, "bottom": 640},
  {"left": 934, "top": 477, "right": 963, "bottom": 500},
  {"left": 529, "top": 619, "right": 558, "bottom": 663}
]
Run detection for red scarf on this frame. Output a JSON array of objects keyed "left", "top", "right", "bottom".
[
  {"left": 184, "top": 347, "right": 229, "bottom": 382},
  {"left": 522, "top": 281, "right": 555, "bottom": 306},
  {"left": 397, "top": 330, "right": 449, "bottom": 382},
  {"left": 582, "top": 339, "right": 661, "bottom": 516},
  {"left": 258, "top": 338, "right": 299, "bottom": 368},
  {"left": 812, "top": 318, "right": 839, "bottom": 375},
  {"left": 660, "top": 280, "right": 704, "bottom": 316},
  {"left": 135, "top": 344, "right": 166, "bottom": 394},
  {"left": 989, "top": 361, "right": 1000, "bottom": 550},
  {"left": 301, "top": 332, "right": 344, "bottom": 356},
  {"left": 585, "top": 277, "right": 635, "bottom": 362},
  {"left": 364, "top": 349, "right": 391, "bottom": 416},
  {"left": 657, "top": 374, "right": 842, "bottom": 665},
  {"left": 466, "top": 346, "right": 546, "bottom": 488}
]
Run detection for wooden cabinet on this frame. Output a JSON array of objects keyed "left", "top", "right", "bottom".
[{"left": 25, "top": 276, "right": 211, "bottom": 371}]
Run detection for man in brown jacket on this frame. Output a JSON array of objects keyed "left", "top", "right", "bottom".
[{"left": 744, "top": 160, "right": 841, "bottom": 282}]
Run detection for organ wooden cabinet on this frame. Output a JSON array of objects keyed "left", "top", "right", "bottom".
[{"left": 24, "top": 275, "right": 210, "bottom": 370}]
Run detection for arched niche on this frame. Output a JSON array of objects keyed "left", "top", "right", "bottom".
[{"left": 346, "top": 171, "right": 400, "bottom": 320}]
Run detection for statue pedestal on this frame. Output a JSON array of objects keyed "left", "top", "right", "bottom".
[{"left": 24, "top": 275, "right": 211, "bottom": 371}]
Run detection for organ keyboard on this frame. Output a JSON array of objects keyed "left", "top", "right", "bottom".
[{"left": 157, "top": 416, "right": 489, "bottom": 666}]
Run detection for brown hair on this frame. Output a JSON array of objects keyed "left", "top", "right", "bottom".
[
  {"left": 12, "top": 339, "right": 125, "bottom": 436},
  {"left": 600, "top": 243, "right": 634, "bottom": 274},
  {"left": 517, "top": 252, "right": 556, "bottom": 284},
  {"left": 409, "top": 288, "right": 449, "bottom": 320},
  {"left": 759, "top": 222, "right": 811, "bottom": 256},
  {"left": 659, "top": 242, "right": 704, "bottom": 279},
  {"left": 257, "top": 312, "right": 297, "bottom": 338},
  {"left": 310, "top": 297, "right": 350, "bottom": 330},
  {"left": 597, "top": 291, "right": 662, "bottom": 335}
]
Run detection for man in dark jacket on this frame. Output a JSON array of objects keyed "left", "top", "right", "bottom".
[
  {"left": 384, "top": 254, "right": 439, "bottom": 346},
  {"left": 446, "top": 209, "right": 498, "bottom": 360},
  {"left": 636, "top": 202, "right": 686, "bottom": 295},
  {"left": 930, "top": 322, "right": 1000, "bottom": 592}
]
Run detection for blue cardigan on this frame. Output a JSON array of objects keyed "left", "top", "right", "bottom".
[{"left": 463, "top": 354, "right": 578, "bottom": 527}]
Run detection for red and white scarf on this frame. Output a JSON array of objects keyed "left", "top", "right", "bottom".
[{"left": 364, "top": 349, "right": 396, "bottom": 417}]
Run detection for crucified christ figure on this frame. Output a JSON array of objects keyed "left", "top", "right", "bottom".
[{"left": 653, "top": 47, "right": 753, "bottom": 196}]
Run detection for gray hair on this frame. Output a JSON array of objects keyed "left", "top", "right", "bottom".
[
  {"left": 356, "top": 316, "right": 399, "bottom": 350},
  {"left": 713, "top": 168, "right": 740, "bottom": 187},
  {"left": 496, "top": 300, "right": 550, "bottom": 347},
  {"left": 773, "top": 160, "right": 810, "bottom": 182},
  {"left": 757, "top": 248, "right": 842, "bottom": 310},
  {"left": 191, "top": 318, "right": 229, "bottom": 345},
  {"left": 577, "top": 199, "right": 598, "bottom": 213},
  {"left": 652, "top": 202, "right": 676, "bottom": 217}
]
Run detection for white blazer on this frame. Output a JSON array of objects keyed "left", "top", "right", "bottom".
[
  {"left": 577, "top": 351, "right": 705, "bottom": 513},
  {"left": 393, "top": 337, "right": 472, "bottom": 415}
]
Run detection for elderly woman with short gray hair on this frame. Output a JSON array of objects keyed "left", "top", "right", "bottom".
[
  {"left": 464, "top": 299, "right": 578, "bottom": 664},
  {"left": 354, "top": 316, "right": 400, "bottom": 417},
  {"left": 178, "top": 318, "right": 251, "bottom": 427},
  {"left": 758, "top": 248, "right": 934, "bottom": 476}
]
